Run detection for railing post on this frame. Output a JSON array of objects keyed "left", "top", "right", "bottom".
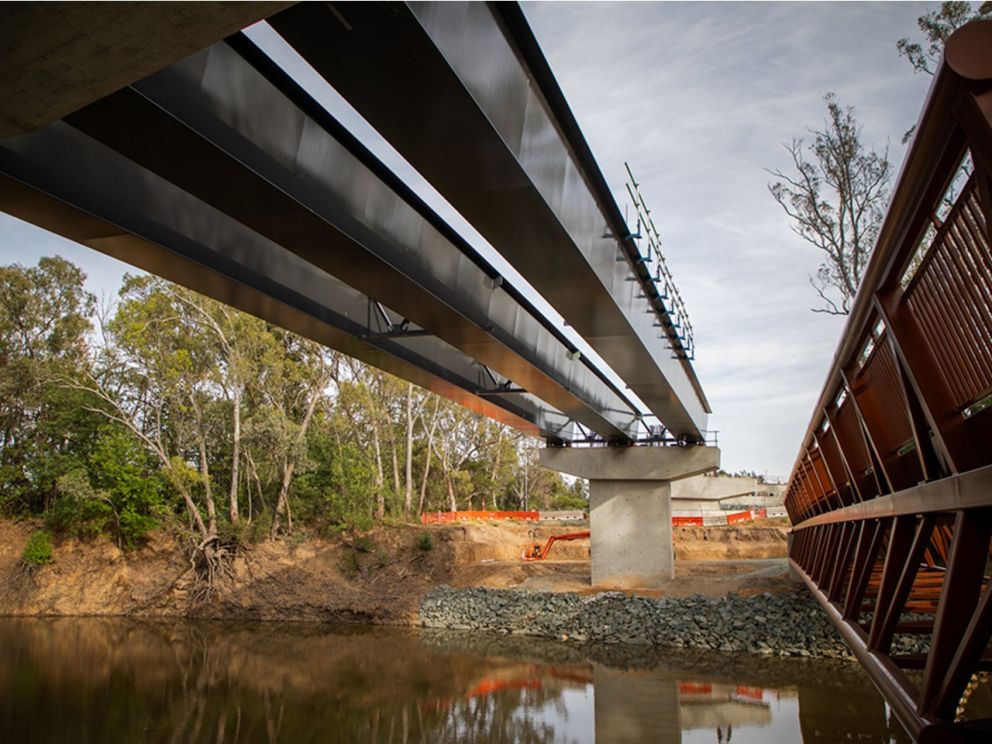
[
  {"left": 841, "top": 367, "right": 893, "bottom": 495},
  {"left": 824, "top": 406, "right": 865, "bottom": 502},
  {"left": 873, "top": 290, "right": 984, "bottom": 473}
]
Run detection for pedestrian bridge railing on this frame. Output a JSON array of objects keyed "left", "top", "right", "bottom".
[{"left": 783, "top": 21, "right": 992, "bottom": 743}]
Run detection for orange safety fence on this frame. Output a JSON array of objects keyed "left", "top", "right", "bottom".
[
  {"left": 423, "top": 508, "right": 768, "bottom": 525},
  {"left": 727, "top": 510, "right": 756, "bottom": 524},
  {"left": 420, "top": 510, "right": 539, "bottom": 524},
  {"left": 736, "top": 686, "right": 766, "bottom": 702},
  {"left": 679, "top": 682, "right": 714, "bottom": 696}
]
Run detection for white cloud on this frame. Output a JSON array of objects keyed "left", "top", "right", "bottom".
[{"left": 522, "top": 0, "right": 937, "bottom": 474}]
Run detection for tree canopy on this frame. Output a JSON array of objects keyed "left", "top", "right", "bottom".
[
  {"left": 897, "top": 1, "right": 992, "bottom": 75},
  {"left": 0, "top": 257, "right": 583, "bottom": 553}
]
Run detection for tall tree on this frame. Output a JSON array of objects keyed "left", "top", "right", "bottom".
[
  {"left": 897, "top": 2, "right": 992, "bottom": 75},
  {"left": 0, "top": 256, "right": 95, "bottom": 512},
  {"left": 767, "top": 94, "right": 891, "bottom": 315}
]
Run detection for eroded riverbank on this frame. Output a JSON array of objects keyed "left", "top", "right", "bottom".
[{"left": 0, "top": 518, "right": 791, "bottom": 623}]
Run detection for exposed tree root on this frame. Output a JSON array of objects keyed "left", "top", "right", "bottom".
[{"left": 186, "top": 535, "right": 248, "bottom": 609}]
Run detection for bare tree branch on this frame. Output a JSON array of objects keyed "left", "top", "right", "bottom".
[{"left": 767, "top": 93, "right": 891, "bottom": 315}]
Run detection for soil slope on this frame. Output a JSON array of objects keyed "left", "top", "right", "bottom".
[{"left": 0, "top": 518, "right": 790, "bottom": 621}]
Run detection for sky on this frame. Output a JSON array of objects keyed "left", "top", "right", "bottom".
[{"left": 0, "top": 1, "right": 942, "bottom": 480}]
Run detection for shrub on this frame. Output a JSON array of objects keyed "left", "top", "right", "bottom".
[
  {"left": 417, "top": 532, "right": 433, "bottom": 552},
  {"left": 339, "top": 548, "right": 360, "bottom": 579},
  {"left": 48, "top": 468, "right": 111, "bottom": 540},
  {"left": 21, "top": 530, "right": 54, "bottom": 566},
  {"left": 353, "top": 534, "right": 375, "bottom": 553}
]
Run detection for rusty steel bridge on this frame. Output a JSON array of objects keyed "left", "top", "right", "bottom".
[{"left": 785, "top": 20, "right": 992, "bottom": 744}]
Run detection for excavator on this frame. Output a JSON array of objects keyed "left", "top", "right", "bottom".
[{"left": 522, "top": 531, "right": 590, "bottom": 561}]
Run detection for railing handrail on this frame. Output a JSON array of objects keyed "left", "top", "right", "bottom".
[{"left": 786, "top": 21, "right": 992, "bottom": 502}]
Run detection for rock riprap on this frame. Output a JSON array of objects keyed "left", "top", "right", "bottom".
[{"left": 420, "top": 587, "right": 928, "bottom": 660}]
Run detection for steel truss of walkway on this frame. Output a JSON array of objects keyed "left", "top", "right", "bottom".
[
  {"left": 784, "top": 21, "right": 992, "bottom": 743},
  {"left": 0, "top": 1, "right": 711, "bottom": 446}
]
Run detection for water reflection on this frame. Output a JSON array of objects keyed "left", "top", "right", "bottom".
[{"left": 0, "top": 618, "right": 910, "bottom": 743}]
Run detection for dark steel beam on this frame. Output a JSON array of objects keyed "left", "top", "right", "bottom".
[
  {"left": 267, "top": 1, "right": 710, "bottom": 439},
  {"left": 33, "top": 37, "right": 644, "bottom": 441},
  {"left": 0, "top": 1, "right": 291, "bottom": 137},
  {"left": 0, "top": 123, "right": 575, "bottom": 441}
]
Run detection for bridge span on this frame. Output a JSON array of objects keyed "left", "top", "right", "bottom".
[
  {"left": 1, "top": 2, "right": 716, "bottom": 587},
  {"left": 785, "top": 21, "right": 992, "bottom": 743}
]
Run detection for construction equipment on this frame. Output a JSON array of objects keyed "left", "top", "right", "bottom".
[{"left": 522, "top": 531, "right": 590, "bottom": 561}]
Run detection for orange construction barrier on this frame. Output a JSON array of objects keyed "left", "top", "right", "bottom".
[
  {"left": 727, "top": 510, "right": 754, "bottom": 525},
  {"left": 672, "top": 516, "right": 704, "bottom": 526},
  {"left": 420, "top": 510, "right": 539, "bottom": 524}
]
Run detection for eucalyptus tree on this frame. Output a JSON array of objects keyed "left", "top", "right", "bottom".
[
  {"left": 897, "top": 1, "right": 992, "bottom": 75},
  {"left": 0, "top": 256, "right": 96, "bottom": 512},
  {"left": 767, "top": 94, "right": 891, "bottom": 315}
]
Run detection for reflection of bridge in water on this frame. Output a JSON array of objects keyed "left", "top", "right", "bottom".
[{"left": 0, "top": 617, "right": 909, "bottom": 743}]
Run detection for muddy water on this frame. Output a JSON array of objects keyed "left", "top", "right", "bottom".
[{"left": 0, "top": 618, "right": 909, "bottom": 743}]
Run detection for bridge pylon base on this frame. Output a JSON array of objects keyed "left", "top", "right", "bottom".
[{"left": 539, "top": 446, "right": 720, "bottom": 588}]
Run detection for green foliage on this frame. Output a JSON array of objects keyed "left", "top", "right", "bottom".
[
  {"left": 0, "top": 256, "right": 591, "bottom": 551},
  {"left": 88, "top": 431, "right": 164, "bottom": 548},
  {"left": 47, "top": 468, "right": 112, "bottom": 540},
  {"left": 897, "top": 2, "right": 992, "bottom": 75},
  {"left": 0, "top": 256, "right": 96, "bottom": 515},
  {"left": 339, "top": 548, "right": 360, "bottom": 580},
  {"left": 46, "top": 433, "right": 164, "bottom": 548},
  {"left": 21, "top": 530, "right": 54, "bottom": 566},
  {"left": 416, "top": 532, "right": 433, "bottom": 552},
  {"left": 352, "top": 534, "right": 376, "bottom": 553},
  {"left": 291, "top": 433, "right": 374, "bottom": 531},
  {"left": 550, "top": 491, "right": 588, "bottom": 512}
]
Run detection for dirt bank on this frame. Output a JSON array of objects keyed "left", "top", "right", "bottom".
[{"left": 0, "top": 518, "right": 790, "bottom": 621}]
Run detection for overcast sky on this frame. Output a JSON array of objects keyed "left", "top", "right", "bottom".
[
  {"left": 525, "top": 0, "right": 938, "bottom": 478},
  {"left": 0, "top": 1, "right": 942, "bottom": 479}
]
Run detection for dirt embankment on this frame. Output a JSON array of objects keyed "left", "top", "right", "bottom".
[
  {"left": 0, "top": 519, "right": 790, "bottom": 621},
  {"left": 673, "top": 524, "right": 790, "bottom": 561}
]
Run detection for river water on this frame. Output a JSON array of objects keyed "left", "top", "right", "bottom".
[{"left": 0, "top": 617, "right": 909, "bottom": 743}]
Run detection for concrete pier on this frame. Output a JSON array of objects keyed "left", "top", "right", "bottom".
[{"left": 539, "top": 446, "right": 720, "bottom": 587}]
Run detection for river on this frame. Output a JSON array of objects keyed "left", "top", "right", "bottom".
[{"left": 0, "top": 617, "right": 909, "bottom": 742}]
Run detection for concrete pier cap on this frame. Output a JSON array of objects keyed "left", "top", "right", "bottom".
[{"left": 539, "top": 445, "right": 721, "bottom": 588}]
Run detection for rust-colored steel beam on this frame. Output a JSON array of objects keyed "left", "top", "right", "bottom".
[
  {"left": 786, "top": 21, "right": 992, "bottom": 740},
  {"left": 870, "top": 515, "right": 938, "bottom": 654},
  {"left": 824, "top": 406, "right": 866, "bottom": 503},
  {"left": 920, "top": 510, "right": 992, "bottom": 719}
]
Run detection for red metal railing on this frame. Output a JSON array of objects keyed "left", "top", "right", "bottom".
[{"left": 784, "top": 21, "right": 992, "bottom": 743}]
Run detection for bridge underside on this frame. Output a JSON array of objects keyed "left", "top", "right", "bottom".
[
  {"left": 785, "top": 22, "right": 992, "bottom": 743},
  {"left": 0, "top": 1, "right": 710, "bottom": 446}
]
